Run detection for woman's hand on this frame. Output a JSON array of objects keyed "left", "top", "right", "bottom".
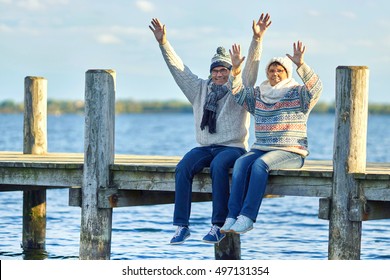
[
  {"left": 287, "top": 41, "right": 306, "bottom": 67},
  {"left": 229, "top": 44, "right": 246, "bottom": 76}
]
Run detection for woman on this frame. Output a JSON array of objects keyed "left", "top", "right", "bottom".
[{"left": 221, "top": 41, "right": 323, "bottom": 234}]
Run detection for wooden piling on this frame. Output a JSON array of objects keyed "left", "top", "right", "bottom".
[
  {"left": 23, "top": 77, "right": 48, "bottom": 155},
  {"left": 215, "top": 233, "right": 241, "bottom": 260},
  {"left": 22, "top": 76, "right": 47, "bottom": 251},
  {"left": 79, "top": 70, "right": 116, "bottom": 260},
  {"left": 328, "top": 66, "right": 369, "bottom": 259}
]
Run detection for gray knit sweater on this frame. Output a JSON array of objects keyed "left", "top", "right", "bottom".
[{"left": 159, "top": 41, "right": 258, "bottom": 150}]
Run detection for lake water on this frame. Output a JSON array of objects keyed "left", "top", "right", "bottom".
[{"left": 0, "top": 113, "right": 390, "bottom": 260}]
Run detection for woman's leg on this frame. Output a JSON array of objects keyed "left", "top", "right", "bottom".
[
  {"left": 240, "top": 150, "right": 304, "bottom": 222},
  {"left": 226, "top": 149, "right": 265, "bottom": 219}
]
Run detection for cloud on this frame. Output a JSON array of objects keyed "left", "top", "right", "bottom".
[
  {"left": 135, "top": 0, "right": 154, "bottom": 13},
  {"left": 0, "top": 24, "right": 12, "bottom": 32},
  {"left": 339, "top": 11, "right": 357, "bottom": 19},
  {"left": 96, "top": 34, "right": 122, "bottom": 45},
  {"left": 377, "top": 18, "right": 390, "bottom": 29},
  {"left": 0, "top": 22, "right": 41, "bottom": 35},
  {"left": 111, "top": 26, "right": 148, "bottom": 36},
  {"left": 16, "top": 0, "right": 40, "bottom": 10},
  {"left": 351, "top": 39, "right": 374, "bottom": 48},
  {"left": 307, "top": 10, "right": 321, "bottom": 17},
  {"left": 15, "top": 0, "right": 68, "bottom": 11}
]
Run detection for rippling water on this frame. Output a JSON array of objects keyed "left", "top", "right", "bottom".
[{"left": 0, "top": 113, "right": 390, "bottom": 260}]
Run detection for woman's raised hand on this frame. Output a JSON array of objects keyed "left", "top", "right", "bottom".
[
  {"left": 286, "top": 40, "right": 306, "bottom": 67},
  {"left": 229, "top": 44, "right": 246, "bottom": 75}
]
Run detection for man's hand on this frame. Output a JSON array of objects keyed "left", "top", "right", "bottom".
[
  {"left": 252, "top": 13, "right": 272, "bottom": 40},
  {"left": 149, "top": 18, "right": 167, "bottom": 45}
]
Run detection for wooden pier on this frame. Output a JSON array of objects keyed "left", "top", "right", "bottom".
[{"left": 1, "top": 67, "right": 390, "bottom": 260}]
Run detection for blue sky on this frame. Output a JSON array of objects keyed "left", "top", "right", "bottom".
[{"left": 0, "top": 0, "right": 389, "bottom": 104}]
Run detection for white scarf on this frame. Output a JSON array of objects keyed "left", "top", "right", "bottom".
[{"left": 259, "top": 78, "right": 299, "bottom": 104}]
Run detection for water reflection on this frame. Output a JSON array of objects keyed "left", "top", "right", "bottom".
[{"left": 23, "top": 248, "right": 48, "bottom": 260}]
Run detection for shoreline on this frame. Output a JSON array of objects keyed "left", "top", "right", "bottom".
[{"left": 1, "top": 99, "right": 390, "bottom": 115}]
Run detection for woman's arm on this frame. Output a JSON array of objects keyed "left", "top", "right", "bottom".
[{"left": 242, "top": 13, "right": 272, "bottom": 87}]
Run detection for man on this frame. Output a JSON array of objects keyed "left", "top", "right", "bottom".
[{"left": 149, "top": 18, "right": 252, "bottom": 245}]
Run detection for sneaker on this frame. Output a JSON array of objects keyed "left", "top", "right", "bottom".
[
  {"left": 220, "top": 218, "right": 236, "bottom": 233},
  {"left": 202, "top": 225, "right": 226, "bottom": 244},
  {"left": 229, "top": 215, "right": 253, "bottom": 234},
  {"left": 170, "top": 226, "right": 190, "bottom": 245}
]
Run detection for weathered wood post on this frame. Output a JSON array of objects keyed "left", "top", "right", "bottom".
[
  {"left": 79, "top": 70, "right": 116, "bottom": 260},
  {"left": 22, "top": 76, "right": 48, "bottom": 251},
  {"left": 328, "top": 66, "right": 369, "bottom": 259},
  {"left": 215, "top": 233, "right": 241, "bottom": 259}
]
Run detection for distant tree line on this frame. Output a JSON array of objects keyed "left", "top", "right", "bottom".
[
  {"left": 1, "top": 99, "right": 390, "bottom": 115},
  {"left": 0, "top": 99, "right": 193, "bottom": 114}
]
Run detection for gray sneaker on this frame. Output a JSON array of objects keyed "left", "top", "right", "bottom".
[
  {"left": 220, "top": 218, "right": 236, "bottom": 233},
  {"left": 229, "top": 215, "right": 253, "bottom": 234}
]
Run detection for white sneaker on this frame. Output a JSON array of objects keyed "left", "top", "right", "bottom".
[
  {"left": 220, "top": 218, "right": 236, "bottom": 233},
  {"left": 229, "top": 215, "right": 253, "bottom": 234}
]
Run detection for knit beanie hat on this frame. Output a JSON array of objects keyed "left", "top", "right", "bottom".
[
  {"left": 265, "top": 57, "right": 293, "bottom": 79},
  {"left": 210, "top": 47, "right": 232, "bottom": 72}
]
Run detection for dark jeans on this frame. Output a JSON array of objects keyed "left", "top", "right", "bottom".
[{"left": 173, "top": 145, "right": 246, "bottom": 227}]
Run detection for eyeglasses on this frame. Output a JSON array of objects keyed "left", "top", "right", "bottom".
[
  {"left": 268, "top": 69, "right": 286, "bottom": 74},
  {"left": 211, "top": 68, "right": 229, "bottom": 75}
]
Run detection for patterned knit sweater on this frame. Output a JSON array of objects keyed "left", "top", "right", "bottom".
[
  {"left": 230, "top": 40, "right": 323, "bottom": 156},
  {"left": 159, "top": 41, "right": 253, "bottom": 150}
]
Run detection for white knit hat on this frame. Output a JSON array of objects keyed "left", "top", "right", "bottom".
[
  {"left": 210, "top": 47, "right": 232, "bottom": 72},
  {"left": 265, "top": 57, "right": 293, "bottom": 79}
]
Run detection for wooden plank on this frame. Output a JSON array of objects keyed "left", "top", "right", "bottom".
[
  {"left": 0, "top": 152, "right": 389, "bottom": 176},
  {"left": 0, "top": 166, "right": 83, "bottom": 187},
  {"left": 112, "top": 169, "right": 333, "bottom": 197},
  {"left": 319, "top": 198, "right": 390, "bottom": 221},
  {"left": 358, "top": 179, "right": 390, "bottom": 201},
  {"left": 362, "top": 201, "right": 390, "bottom": 220},
  {"left": 70, "top": 187, "right": 212, "bottom": 208},
  {"left": 0, "top": 185, "right": 68, "bottom": 192}
]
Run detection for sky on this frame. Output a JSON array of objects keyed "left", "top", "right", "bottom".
[{"left": 0, "top": 0, "right": 389, "bottom": 104}]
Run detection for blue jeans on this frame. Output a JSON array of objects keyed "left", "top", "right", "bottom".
[
  {"left": 227, "top": 149, "right": 304, "bottom": 222},
  {"left": 173, "top": 145, "right": 246, "bottom": 227}
]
